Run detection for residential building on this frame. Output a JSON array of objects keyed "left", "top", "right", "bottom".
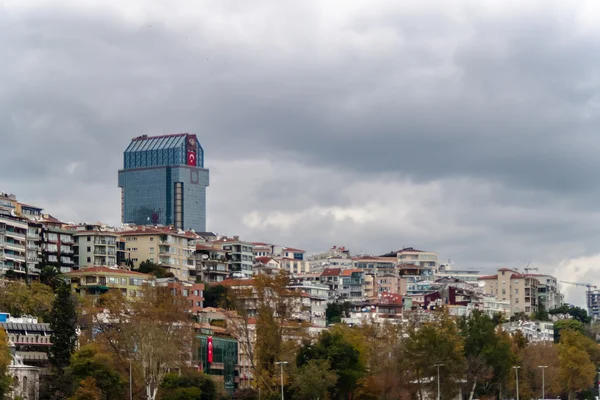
[
  {"left": 482, "top": 297, "right": 511, "bottom": 317},
  {"left": 502, "top": 320, "right": 554, "bottom": 342},
  {"left": 212, "top": 237, "right": 254, "bottom": 278},
  {"left": 0, "top": 215, "right": 28, "bottom": 277},
  {"left": 530, "top": 274, "right": 563, "bottom": 310},
  {"left": 40, "top": 225, "right": 75, "bottom": 273},
  {"left": 478, "top": 268, "right": 543, "bottom": 315},
  {"left": 65, "top": 266, "right": 152, "bottom": 298},
  {"left": 319, "top": 268, "right": 364, "bottom": 301},
  {"left": 353, "top": 255, "right": 397, "bottom": 276},
  {"left": 307, "top": 245, "right": 352, "bottom": 272},
  {"left": 196, "top": 244, "right": 230, "bottom": 283},
  {"left": 25, "top": 221, "right": 42, "bottom": 276},
  {"left": 72, "top": 226, "right": 119, "bottom": 268},
  {"left": 121, "top": 225, "right": 198, "bottom": 281},
  {"left": 156, "top": 277, "right": 204, "bottom": 313},
  {"left": 382, "top": 247, "right": 438, "bottom": 271},
  {"left": 288, "top": 282, "right": 329, "bottom": 327},
  {"left": 118, "top": 133, "right": 210, "bottom": 232},
  {"left": 436, "top": 266, "right": 481, "bottom": 286},
  {"left": 398, "top": 262, "right": 436, "bottom": 296}
]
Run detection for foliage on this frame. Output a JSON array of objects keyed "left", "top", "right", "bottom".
[
  {"left": 290, "top": 359, "right": 337, "bottom": 400},
  {"left": 534, "top": 300, "right": 550, "bottom": 321},
  {"left": 137, "top": 260, "right": 173, "bottom": 278},
  {"left": 232, "top": 388, "right": 258, "bottom": 400},
  {"left": 69, "top": 344, "right": 126, "bottom": 399},
  {"left": 87, "top": 285, "right": 192, "bottom": 400},
  {"left": 40, "top": 265, "right": 65, "bottom": 289},
  {"left": 550, "top": 305, "right": 592, "bottom": 324},
  {"left": 158, "top": 370, "right": 218, "bottom": 400},
  {"left": 0, "top": 281, "right": 55, "bottom": 320},
  {"left": 554, "top": 319, "right": 585, "bottom": 342},
  {"left": 226, "top": 272, "right": 306, "bottom": 396},
  {"left": 558, "top": 329, "right": 597, "bottom": 399},
  {"left": 325, "top": 302, "right": 351, "bottom": 325},
  {"left": 297, "top": 328, "right": 364, "bottom": 399},
  {"left": 203, "top": 284, "right": 227, "bottom": 308},
  {"left": 0, "top": 328, "right": 13, "bottom": 398},
  {"left": 68, "top": 377, "right": 101, "bottom": 400}
]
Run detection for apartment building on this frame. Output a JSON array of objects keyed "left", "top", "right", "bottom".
[
  {"left": 319, "top": 268, "right": 364, "bottom": 300},
  {"left": 156, "top": 277, "right": 204, "bottom": 313},
  {"left": 479, "top": 268, "right": 541, "bottom": 315},
  {"left": 398, "top": 262, "right": 436, "bottom": 295},
  {"left": 121, "top": 226, "right": 198, "bottom": 282},
  {"left": 196, "top": 244, "right": 230, "bottom": 283},
  {"left": 0, "top": 314, "right": 52, "bottom": 371},
  {"left": 40, "top": 225, "right": 75, "bottom": 273},
  {"left": 307, "top": 245, "right": 353, "bottom": 272},
  {"left": 394, "top": 247, "right": 438, "bottom": 270},
  {"left": 73, "top": 226, "right": 119, "bottom": 268},
  {"left": 436, "top": 266, "right": 482, "bottom": 286},
  {"left": 66, "top": 266, "right": 152, "bottom": 298},
  {"left": 353, "top": 255, "right": 397, "bottom": 276},
  {"left": 212, "top": 237, "right": 254, "bottom": 278},
  {"left": 0, "top": 215, "right": 28, "bottom": 276}
]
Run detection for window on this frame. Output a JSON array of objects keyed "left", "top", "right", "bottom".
[
  {"left": 129, "top": 248, "right": 138, "bottom": 252},
  {"left": 87, "top": 246, "right": 91, "bottom": 252},
  {"left": 87, "top": 236, "right": 91, "bottom": 241},
  {"left": 149, "top": 247, "right": 155, "bottom": 254},
  {"left": 87, "top": 257, "right": 91, "bottom": 262},
  {"left": 86, "top": 276, "right": 97, "bottom": 284},
  {"left": 515, "top": 289, "right": 519, "bottom": 294},
  {"left": 502, "top": 289, "right": 506, "bottom": 295},
  {"left": 150, "top": 237, "right": 154, "bottom": 242},
  {"left": 183, "top": 289, "right": 189, "bottom": 297},
  {"left": 515, "top": 298, "right": 519, "bottom": 304},
  {"left": 194, "top": 290, "right": 199, "bottom": 296}
]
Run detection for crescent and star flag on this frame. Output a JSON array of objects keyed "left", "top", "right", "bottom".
[{"left": 207, "top": 336, "right": 213, "bottom": 363}]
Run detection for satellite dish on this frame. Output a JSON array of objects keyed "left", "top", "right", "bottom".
[
  {"left": 478, "top": 281, "right": 486, "bottom": 288},
  {"left": 201, "top": 254, "right": 209, "bottom": 260}
]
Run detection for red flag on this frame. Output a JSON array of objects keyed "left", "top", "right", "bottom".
[
  {"left": 187, "top": 151, "right": 196, "bottom": 166},
  {"left": 207, "top": 336, "right": 213, "bottom": 363}
]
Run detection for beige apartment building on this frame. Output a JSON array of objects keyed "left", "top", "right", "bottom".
[
  {"left": 73, "top": 228, "right": 119, "bottom": 268},
  {"left": 479, "top": 268, "right": 540, "bottom": 315},
  {"left": 121, "top": 226, "right": 198, "bottom": 282},
  {"left": 395, "top": 247, "right": 438, "bottom": 270}
]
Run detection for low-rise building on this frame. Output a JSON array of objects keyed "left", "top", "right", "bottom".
[
  {"left": 65, "top": 266, "right": 152, "bottom": 298},
  {"left": 0, "top": 314, "right": 52, "bottom": 372},
  {"left": 8, "top": 341, "right": 40, "bottom": 400},
  {"left": 502, "top": 320, "right": 554, "bottom": 342}
]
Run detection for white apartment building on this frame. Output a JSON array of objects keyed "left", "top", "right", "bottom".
[{"left": 73, "top": 226, "right": 119, "bottom": 268}]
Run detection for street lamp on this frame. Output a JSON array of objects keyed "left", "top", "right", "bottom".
[
  {"left": 513, "top": 366, "right": 521, "bottom": 400},
  {"left": 434, "top": 363, "right": 443, "bottom": 400},
  {"left": 275, "top": 361, "right": 288, "bottom": 400},
  {"left": 539, "top": 366, "right": 548, "bottom": 400}
]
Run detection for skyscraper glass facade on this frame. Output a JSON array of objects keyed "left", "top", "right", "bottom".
[{"left": 118, "top": 133, "right": 209, "bottom": 232}]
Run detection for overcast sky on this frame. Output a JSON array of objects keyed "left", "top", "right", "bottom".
[{"left": 2, "top": 0, "right": 600, "bottom": 305}]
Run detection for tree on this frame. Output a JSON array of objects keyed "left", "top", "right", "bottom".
[
  {"left": 297, "top": 328, "right": 364, "bottom": 400},
  {"left": 88, "top": 285, "right": 193, "bottom": 400},
  {"left": 137, "top": 260, "right": 173, "bottom": 278},
  {"left": 405, "top": 311, "right": 466, "bottom": 400},
  {"left": 0, "top": 281, "right": 55, "bottom": 320},
  {"left": 203, "top": 284, "right": 227, "bottom": 308},
  {"left": 558, "top": 329, "right": 597, "bottom": 400},
  {"left": 550, "top": 305, "right": 591, "bottom": 324},
  {"left": 226, "top": 272, "right": 306, "bottom": 396},
  {"left": 69, "top": 377, "right": 101, "bottom": 400},
  {"left": 0, "top": 328, "right": 13, "bottom": 399},
  {"left": 325, "top": 302, "right": 351, "bottom": 325},
  {"left": 534, "top": 299, "right": 550, "bottom": 321},
  {"left": 520, "top": 343, "right": 561, "bottom": 399},
  {"left": 158, "top": 369, "right": 218, "bottom": 400},
  {"left": 290, "top": 360, "right": 337, "bottom": 400},
  {"left": 69, "top": 344, "right": 126, "bottom": 399},
  {"left": 554, "top": 319, "right": 584, "bottom": 343},
  {"left": 40, "top": 265, "right": 64, "bottom": 290}
]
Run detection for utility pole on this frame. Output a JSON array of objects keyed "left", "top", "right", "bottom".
[
  {"left": 275, "top": 361, "right": 288, "bottom": 400},
  {"left": 513, "top": 366, "right": 521, "bottom": 400},
  {"left": 539, "top": 366, "right": 547, "bottom": 400},
  {"left": 434, "top": 363, "right": 443, "bottom": 400}
]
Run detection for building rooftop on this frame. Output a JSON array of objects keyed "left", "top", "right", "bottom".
[
  {"left": 121, "top": 225, "right": 199, "bottom": 238},
  {"left": 123, "top": 133, "right": 204, "bottom": 169},
  {"left": 65, "top": 266, "right": 151, "bottom": 277},
  {"left": 320, "top": 268, "right": 342, "bottom": 277}
]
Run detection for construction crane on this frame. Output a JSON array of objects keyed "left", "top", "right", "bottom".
[
  {"left": 559, "top": 281, "right": 598, "bottom": 318},
  {"left": 524, "top": 261, "right": 538, "bottom": 274}
]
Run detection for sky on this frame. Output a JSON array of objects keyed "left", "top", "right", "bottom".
[{"left": 2, "top": 0, "right": 600, "bottom": 305}]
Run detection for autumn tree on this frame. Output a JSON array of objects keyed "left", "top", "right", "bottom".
[
  {"left": 520, "top": 342, "right": 561, "bottom": 399},
  {"left": 0, "top": 328, "right": 13, "bottom": 398},
  {"left": 158, "top": 369, "right": 218, "bottom": 400},
  {"left": 290, "top": 360, "right": 337, "bottom": 400},
  {"left": 0, "top": 281, "right": 55, "bottom": 320},
  {"left": 558, "top": 329, "right": 597, "bottom": 400},
  {"left": 69, "top": 344, "right": 126, "bottom": 399},
  {"left": 405, "top": 310, "right": 466, "bottom": 400},
  {"left": 88, "top": 285, "right": 193, "bottom": 400},
  {"left": 225, "top": 272, "right": 305, "bottom": 396},
  {"left": 68, "top": 377, "right": 101, "bottom": 400}
]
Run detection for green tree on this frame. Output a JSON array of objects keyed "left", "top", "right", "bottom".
[
  {"left": 40, "top": 265, "right": 64, "bottom": 290},
  {"left": 554, "top": 319, "right": 584, "bottom": 343},
  {"left": 297, "top": 328, "right": 364, "bottom": 400},
  {"left": 137, "top": 260, "right": 173, "bottom": 278},
  {"left": 325, "top": 302, "right": 351, "bottom": 325},
  {"left": 534, "top": 300, "right": 550, "bottom": 321},
  {"left": 69, "top": 344, "right": 126, "bottom": 399},
  {"left": 550, "top": 305, "right": 591, "bottom": 324},
  {"left": 558, "top": 329, "right": 597, "bottom": 400},
  {"left": 290, "top": 360, "right": 337, "bottom": 400},
  {"left": 203, "top": 284, "right": 227, "bottom": 308},
  {"left": 48, "top": 282, "right": 78, "bottom": 399},
  {"left": 158, "top": 370, "right": 218, "bottom": 400}
]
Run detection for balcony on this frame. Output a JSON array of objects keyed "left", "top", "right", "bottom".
[
  {"left": 6, "top": 230, "right": 25, "bottom": 240},
  {"left": 5, "top": 253, "right": 25, "bottom": 263},
  {"left": 94, "top": 238, "right": 116, "bottom": 245}
]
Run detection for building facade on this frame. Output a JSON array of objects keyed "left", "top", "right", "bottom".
[
  {"left": 212, "top": 237, "right": 254, "bottom": 278},
  {"left": 73, "top": 228, "right": 119, "bottom": 268},
  {"left": 118, "top": 133, "right": 210, "bottom": 232},
  {"left": 196, "top": 244, "right": 230, "bottom": 283},
  {"left": 66, "top": 266, "right": 152, "bottom": 298},
  {"left": 121, "top": 226, "right": 197, "bottom": 281}
]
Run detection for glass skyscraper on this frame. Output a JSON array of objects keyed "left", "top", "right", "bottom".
[{"left": 118, "top": 133, "right": 210, "bottom": 232}]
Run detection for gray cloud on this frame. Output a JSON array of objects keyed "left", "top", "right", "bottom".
[{"left": 2, "top": 0, "right": 600, "bottom": 304}]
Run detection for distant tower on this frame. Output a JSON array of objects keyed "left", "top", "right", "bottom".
[{"left": 118, "top": 133, "right": 209, "bottom": 232}]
